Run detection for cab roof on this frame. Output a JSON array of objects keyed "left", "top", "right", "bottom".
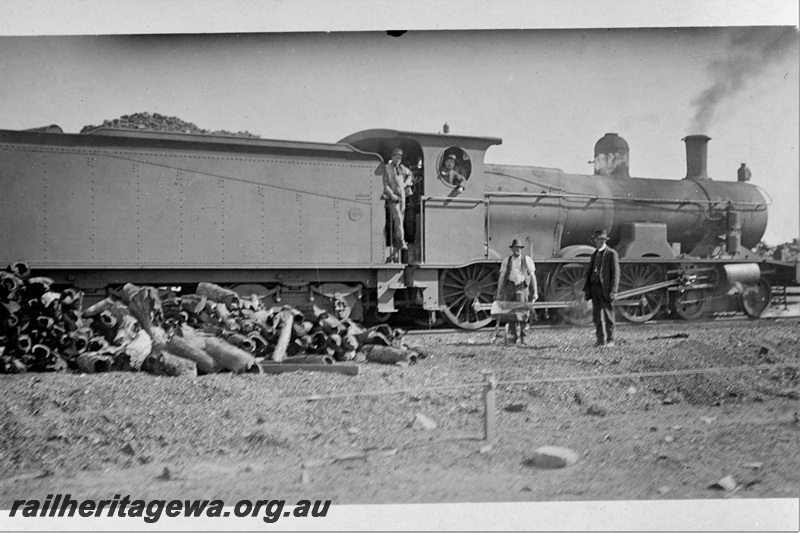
[{"left": 339, "top": 129, "right": 502, "bottom": 153}]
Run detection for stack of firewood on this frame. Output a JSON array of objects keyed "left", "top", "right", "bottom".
[
  {"left": 0, "top": 262, "right": 81, "bottom": 373},
  {"left": 0, "top": 263, "right": 427, "bottom": 376},
  {"left": 159, "top": 282, "right": 427, "bottom": 370}
]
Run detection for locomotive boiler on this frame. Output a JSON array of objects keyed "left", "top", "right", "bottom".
[{"left": 0, "top": 124, "right": 795, "bottom": 329}]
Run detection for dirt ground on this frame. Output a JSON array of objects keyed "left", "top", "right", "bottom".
[{"left": 1, "top": 318, "right": 798, "bottom": 521}]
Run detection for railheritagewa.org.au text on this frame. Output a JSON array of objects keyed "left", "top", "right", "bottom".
[{"left": 10, "top": 494, "right": 330, "bottom": 523}]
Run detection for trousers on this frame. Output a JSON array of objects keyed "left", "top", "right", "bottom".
[
  {"left": 590, "top": 284, "right": 615, "bottom": 343},
  {"left": 502, "top": 282, "right": 530, "bottom": 341},
  {"left": 387, "top": 199, "right": 405, "bottom": 247}
]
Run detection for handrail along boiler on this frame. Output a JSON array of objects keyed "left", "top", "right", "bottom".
[{"left": 0, "top": 125, "right": 795, "bottom": 328}]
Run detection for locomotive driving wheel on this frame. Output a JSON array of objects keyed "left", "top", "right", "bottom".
[
  {"left": 546, "top": 263, "right": 592, "bottom": 325},
  {"left": 617, "top": 263, "right": 666, "bottom": 323},
  {"left": 740, "top": 279, "right": 772, "bottom": 318},
  {"left": 439, "top": 264, "right": 498, "bottom": 330},
  {"left": 671, "top": 288, "right": 709, "bottom": 321}
]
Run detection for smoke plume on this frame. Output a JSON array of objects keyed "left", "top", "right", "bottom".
[{"left": 689, "top": 27, "right": 798, "bottom": 133}]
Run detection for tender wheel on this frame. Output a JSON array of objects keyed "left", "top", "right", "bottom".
[
  {"left": 617, "top": 264, "right": 666, "bottom": 323},
  {"left": 547, "top": 263, "right": 592, "bottom": 325},
  {"left": 439, "top": 264, "right": 498, "bottom": 329},
  {"left": 229, "top": 283, "right": 269, "bottom": 298},
  {"left": 364, "top": 307, "right": 392, "bottom": 325},
  {"left": 671, "top": 289, "right": 709, "bottom": 320},
  {"left": 741, "top": 279, "right": 771, "bottom": 318}
]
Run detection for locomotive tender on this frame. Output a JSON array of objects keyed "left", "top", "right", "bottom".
[{"left": 0, "top": 124, "right": 795, "bottom": 329}]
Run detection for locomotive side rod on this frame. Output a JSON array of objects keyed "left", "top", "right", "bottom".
[{"left": 473, "top": 275, "right": 694, "bottom": 312}]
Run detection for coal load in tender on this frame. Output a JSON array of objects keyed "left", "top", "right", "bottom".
[
  {"left": 0, "top": 263, "right": 427, "bottom": 376},
  {"left": 80, "top": 112, "right": 261, "bottom": 138}
]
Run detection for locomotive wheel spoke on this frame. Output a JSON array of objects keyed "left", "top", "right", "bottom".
[
  {"left": 547, "top": 263, "right": 592, "bottom": 326},
  {"left": 617, "top": 263, "right": 665, "bottom": 323},
  {"left": 450, "top": 269, "right": 468, "bottom": 284},
  {"left": 454, "top": 300, "right": 468, "bottom": 321},
  {"left": 671, "top": 288, "right": 709, "bottom": 321},
  {"left": 476, "top": 271, "right": 496, "bottom": 286},
  {"left": 439, "top": 264, "right": 499, "bottom": 330},
  {"left": 475, "top": 280, "right": 497, "bottom": 291}
]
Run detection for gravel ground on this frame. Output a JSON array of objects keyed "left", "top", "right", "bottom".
[{"left": 1, "top": 318, "right": 798, "bottom": 509}]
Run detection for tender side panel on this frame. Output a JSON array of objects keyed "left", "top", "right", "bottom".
[
  {"left": 0, "top": 141, "right": 379, "bottom": 268},
  {"left": 1, "top": 147, "right": 109, "bottom": 265}
]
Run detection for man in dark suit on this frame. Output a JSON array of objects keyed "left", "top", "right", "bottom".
[{"left": 583, "top": 230, "right": 620, "bottom": 347}]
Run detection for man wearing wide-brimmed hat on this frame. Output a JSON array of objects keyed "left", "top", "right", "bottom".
[
  {"left": 583, "top": 229, "right": 620, "bottom": 347},
  {"left": 495, "top": 238, "right": 538, "bottom": 344},
  {"left": 382, "top": 147, "right": 414, "bottom": 251}
]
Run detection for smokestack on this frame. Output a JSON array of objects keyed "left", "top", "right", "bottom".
[{"left": 683, "top": 134, "right": 711, "bottom": 181}]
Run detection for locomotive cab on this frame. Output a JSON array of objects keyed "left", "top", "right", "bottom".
[{"left": 339, "top": 129, "right": 501, "bottom": 265}]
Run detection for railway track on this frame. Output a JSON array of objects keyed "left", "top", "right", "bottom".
[{"left": 404, "top": 312, "right": 800, "bottom": 336}]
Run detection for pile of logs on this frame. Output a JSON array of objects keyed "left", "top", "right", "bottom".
[
  {"left": 0, "top": 262, "right": 427, "bottom": 376},
  {"left": 80, "top": 112, "right": 260, "bottom": 138},
  {"left": 0, "top": 262, "right": 80, "bottom": 373}
]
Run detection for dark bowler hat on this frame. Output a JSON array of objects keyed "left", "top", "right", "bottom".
[
  {"left": 391, "top": 147, "right": 404, "bottom": 156},
  {"left": 592, "top": 230, "right": 610, "bottom": 240},
  {"left": 509, "top": 239, "right": 525, "bottom": 249}
]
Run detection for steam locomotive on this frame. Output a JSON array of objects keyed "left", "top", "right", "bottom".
[{"left": 0, "top": 124, "right": 796, "bottom": 329}]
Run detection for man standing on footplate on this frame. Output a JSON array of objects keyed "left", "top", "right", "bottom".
[
  {"left": 583, "top": 229, "right": 620, "bottom": 347},
  {"left": 382, "top": 147, "right": 413, "bottom": 252}
]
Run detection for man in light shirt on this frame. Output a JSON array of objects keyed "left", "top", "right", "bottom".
[
  {"left": 495, "top": 239, "right": 538, "bottom": 344},
  {"left": 382, "top": 147, "right": 414, "bottom": 252}
]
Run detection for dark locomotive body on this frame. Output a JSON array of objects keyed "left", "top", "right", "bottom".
[{"left": 0, "top": 125, "right": 795, "bottom": 328}]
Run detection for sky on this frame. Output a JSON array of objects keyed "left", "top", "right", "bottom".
[{"left": 0, "top": 6, "right": 797, "bottom": 246}]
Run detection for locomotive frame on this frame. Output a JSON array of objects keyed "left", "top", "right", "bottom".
[{"left": 0, "top": 125, "right": 796, "bottom": 329}]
